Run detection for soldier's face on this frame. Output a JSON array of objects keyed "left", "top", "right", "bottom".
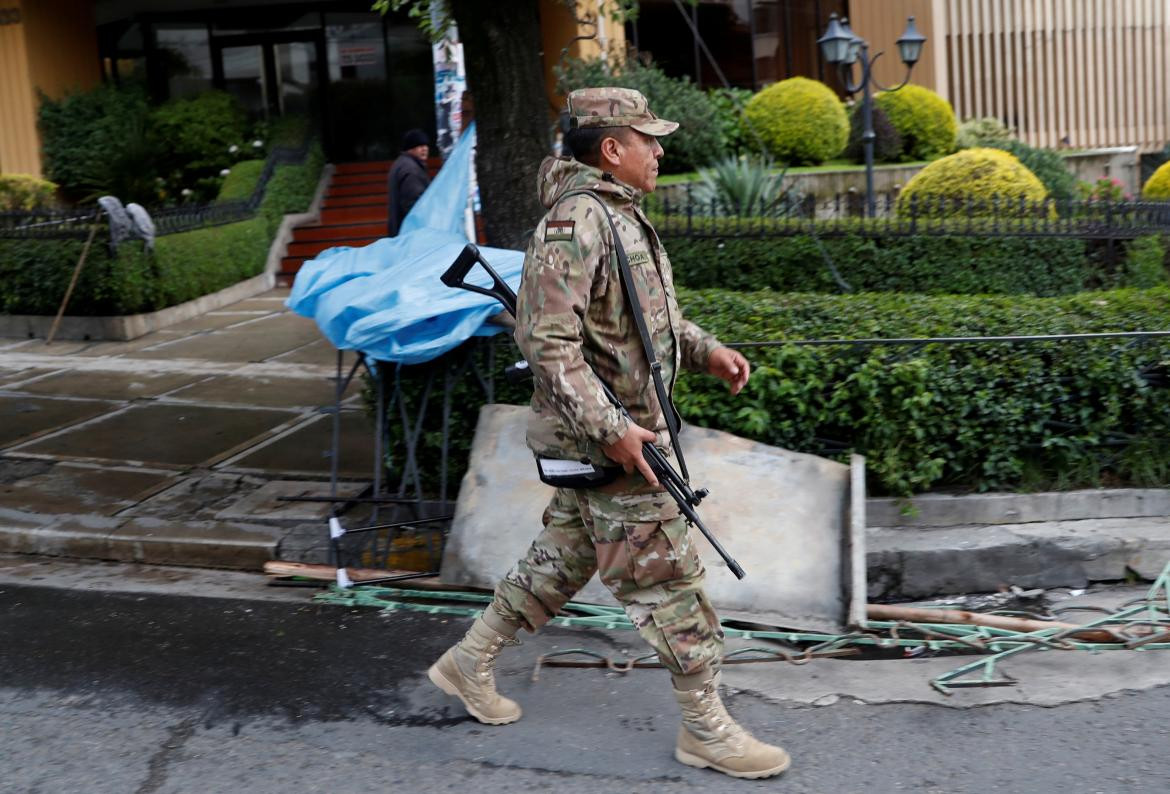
[{"left": 609, "top": 130, "right": 664, "bottom": 194}]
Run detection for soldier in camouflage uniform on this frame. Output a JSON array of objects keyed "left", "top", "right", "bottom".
[{"left": 428, "top": 87, "right": 789, "bottom": 780}]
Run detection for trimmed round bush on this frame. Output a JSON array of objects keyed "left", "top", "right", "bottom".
[
  {"left": 743, "top": 77, "right": 848, "bottom": 165},
  {"left": 1143, "top": 160, "right": 1170, "bottom": 199},
  {"left": 874, "top": 84, "right": 957, "bottom": 160},
  {"left": 896, "top": 147, "right": 1049, "bottom": 217},
  {"left": 988, "top": 139, "right": 1077, "bottom": 202},
  {"left": 0, "top": 174, "right": 58, "bottom": 210},
  {"left": 844, "top": 102, "right": 902, "bottom": 163}
]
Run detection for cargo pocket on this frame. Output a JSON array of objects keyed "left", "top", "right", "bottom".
[
  {"left": 651, "top": 591, "right": 723, "bottom": 675},
  {"left": 622, "top": 519, "right": 684, "bottom": 589}
]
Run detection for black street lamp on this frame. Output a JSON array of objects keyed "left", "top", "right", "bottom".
[{"left": 818, "top": 13, "right": 926, "bottom": 217}]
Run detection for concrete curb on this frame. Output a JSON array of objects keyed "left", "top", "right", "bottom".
[
  {"left": 0, "top": 509, "right": 283, "bottom": 571},
  {"left": 868, "top": 516, "right": 1170, "bottom": 599},
  {"left": 868, "top": 488, "right": 1170, "bottom": 528},
  {"left": 0, "top": 272, "right": 276, "bottom": 342},
  {"left": 3, "top": 489, "right": 1168, "bottom": 596}
]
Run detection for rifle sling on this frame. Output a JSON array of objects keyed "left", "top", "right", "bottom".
[{"left": 558, "top": 188, "right": 690, "bottom": 482}]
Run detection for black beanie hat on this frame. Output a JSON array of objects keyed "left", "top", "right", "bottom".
[{"left": 401, "top": 128, "right": 429, "bottom": 151}]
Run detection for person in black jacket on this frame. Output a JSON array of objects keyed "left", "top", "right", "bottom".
[{"left": 386, "top": 128, "right": 432, "bottom": 237}]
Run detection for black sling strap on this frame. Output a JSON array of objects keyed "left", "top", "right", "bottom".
[{"left": 558, "top": 188, "right": 691, "bottom": 483}]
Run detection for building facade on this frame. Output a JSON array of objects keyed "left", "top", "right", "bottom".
[
  {"left": 632, "top": 0, "right": 1170, "bottom": 153},
  {"left": 3, "top": 1, "right": 1168, "bottom": 179}
]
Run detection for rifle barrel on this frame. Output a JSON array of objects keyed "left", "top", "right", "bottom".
[{"left": 659, "top": 472, "right": 746, "bottom": 580}]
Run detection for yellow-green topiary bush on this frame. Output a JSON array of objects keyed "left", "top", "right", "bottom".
[
  {"left": 743, "top": 77, "right": 848, "bottom": 165},
  {"left": 875, "top": 84, "right": 957, "bottom": 161},
  {"left": 1143, "top": 161, "right": 1170, "bottom": 199},
  {"left": 896, "top": 147, "right": 1050, "bottom": 217},
  {"left": 0, "top": 174, "right": 58, "bottom": 211}
]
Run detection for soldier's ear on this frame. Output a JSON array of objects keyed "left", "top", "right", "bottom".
[{"left": 599, "top": 134, "right": 624, "bottom": 168}]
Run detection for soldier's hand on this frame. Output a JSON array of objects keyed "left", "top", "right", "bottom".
[
  {"left": 707, "top": 347, "right": 750, "bottom": 395},
  {"left": 603, "top": 423, "right": 659, "bottom": 487}
]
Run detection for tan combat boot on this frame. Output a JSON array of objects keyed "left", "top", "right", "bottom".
[
  {"left": 427, "top": 608, "right": 522, "bottom": 725},
  {"left": 671, "top": 671, "right": 790, "bottom": 779}
]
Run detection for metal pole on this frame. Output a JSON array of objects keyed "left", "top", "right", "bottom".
[
  {"left": 860, "top": 46, "right": 876, "bottom": 218},
  {"left": 372, "top": 360, "right": 385, "bottom": 525},
  {"left": 330, "top": 349, "right": 343, "bottom": 501}
]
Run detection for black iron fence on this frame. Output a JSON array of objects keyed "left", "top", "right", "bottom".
[
  {"left": 0, "top": 141, "right": 312, "bottom": 241},
  {"left": 653, "top": 189, "right": 1170, "bottom": 239}
]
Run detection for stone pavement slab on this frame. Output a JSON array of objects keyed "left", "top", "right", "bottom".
[
  {"left": 15, "top": 370, "right": 204, "bottom": 401},
  {"left": 127, "top": 328, "right": 319, "bottom": 363},
  {"left": 265, "top": 338, "right": 348, "bottom": 366},
  {"left": 0, "top": 368, "right": 55, "bottom": 388},
  {"left": 0, "top": 463, "right": 174, "bottom": 516},
  {"left": 212, "top": 480, "right": 369, "bottom": 522},
  {"left": 12, "top": 403, "right": 298, "bottom": 467},
  {"left": 163, "top": 310, "right": 272, "bottom": 333},
  {"left": 224, "top": 411, "right": 376, "bottom": 479},
  {"left": 0, "top": 396, "right": 116, "bottom": 447},
  {"left": 166, "top": 373, "right": 354, "bottom": 409}
]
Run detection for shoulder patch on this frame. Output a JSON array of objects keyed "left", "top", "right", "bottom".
[
  {"left": 627, "top": 250, "right": 652, "bottom": 266},
  {"left": 545, "top": 219, "right": 575, "bottom": 242}
]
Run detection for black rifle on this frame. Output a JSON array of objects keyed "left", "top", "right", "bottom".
[{"left": 441, "top": 243, "right": 746, "bottom": 580}]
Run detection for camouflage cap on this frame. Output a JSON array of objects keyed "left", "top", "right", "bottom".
[{"left": 566, "top": 87, "right": 679, "bottom": 137}]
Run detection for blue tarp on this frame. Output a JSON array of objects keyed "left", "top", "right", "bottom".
[{"left": 286, "top": 123, "right": 524, "bottom": 365}]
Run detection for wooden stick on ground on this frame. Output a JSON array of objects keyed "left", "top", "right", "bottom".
[
  {"left": 46, "top": 224, "right": 99, "bottom": 345},
  {"left": 263, "top": 560, "right": 455, "bottom": 590},
  {"left": 866, "top": 603, "right": 1145, "bottom": 643}
]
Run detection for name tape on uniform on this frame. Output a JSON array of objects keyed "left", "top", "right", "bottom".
[{"left": 537, "top": 458, "right": 599, "bottom": 477}]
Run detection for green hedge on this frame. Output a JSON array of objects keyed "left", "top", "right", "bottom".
[
  {"left": 674, "top": 287, "right": 1170, "bottom": 495},
  {"left": 665, "top": 234, "right": 1088, "bottom": 295},
  {"left": 377, "top": 287, "right": 1170, "bottom": 498},
  {"left": 0, "top": 218, "right": 269, "bottom": 317},
  {"left": 216, "top": 160, "right": 265, "bottom": 202},
  {"left": 38, "top": 84, "right": 152, "bottom": 202},
  {"left": 0, "top": 144, "right": 324, "bottom": 317},
  {"left": 664, "top": 233, "right": 1165, "bottom": 295},
  {"left": 260, "top": 144, "right": 325, "bottom": 237}
]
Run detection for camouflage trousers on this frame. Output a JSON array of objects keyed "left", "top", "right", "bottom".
[{"left": 492, "top": 477, "right": 724, "bottom": 676}]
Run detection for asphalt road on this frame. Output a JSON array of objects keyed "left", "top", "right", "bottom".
[{"left": 2, "top": 564, "right": 1169, "bottom": 794}]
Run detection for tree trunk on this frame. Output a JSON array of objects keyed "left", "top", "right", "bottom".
[{"left": 449, "top": 0, "right": 551, "bottom": 250}]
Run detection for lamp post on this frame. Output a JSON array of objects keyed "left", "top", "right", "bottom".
[{"left": 818, "top": 13, "right": 926, "bottom": 217}]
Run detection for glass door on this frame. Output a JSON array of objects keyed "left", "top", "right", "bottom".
[
  {"left": 274, "top": 41, "right": 318, "bottom": 118},
  {"left": 219, "top": 44, "right": 269, "bottom": 117},
  {"left": 213, "top": 33, "right": 324, "bottom": 124}
]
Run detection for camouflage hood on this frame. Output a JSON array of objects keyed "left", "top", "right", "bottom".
[{"left": 537, "top": 156, "right": 640, "bottom": 210}]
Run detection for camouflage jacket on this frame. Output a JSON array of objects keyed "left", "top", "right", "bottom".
[{"left": 515, "top": 156, "right": 722, "bottom": 465}]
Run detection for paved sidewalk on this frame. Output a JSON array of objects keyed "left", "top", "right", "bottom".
[{"left": 0, "top": 289, "right": 375, "bottom": 569}]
